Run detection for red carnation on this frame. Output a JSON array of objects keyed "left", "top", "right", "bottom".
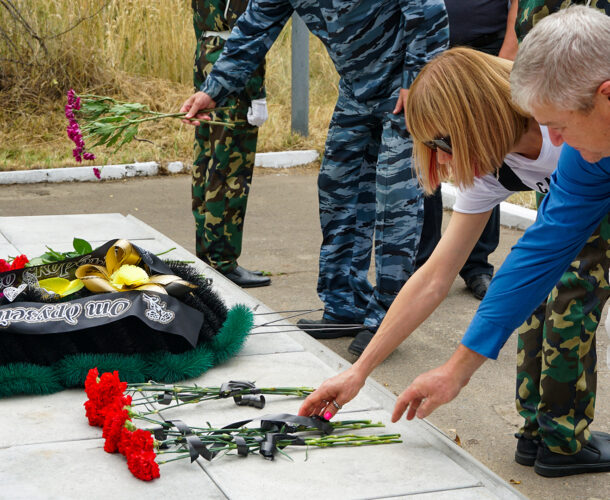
[
  {"left": 118, "top": 428, "right": 155, "bottom": 457},
  {"left": 9, "top": 255, "right": 29, "bottom": 270},
  {"left": 127, "top": 450, "right": 160, "bottom": 481},
  {"left": 83, "top": 368, "right": 131, "bottom": 427},
  {"left": 102, "top": 407, "right": 131, "bottom": 453},
  {"left": 84, "top": 399, "right": 106, "bottom": 427},
  {"left": 0, "top": 259, "right": 10, "bottom": 273},
  {"left": 84, "top": 367, "right": 100, "bottom": 399},
  {"left": 97, "top": 371, "right": 128, "bottom": 407}
]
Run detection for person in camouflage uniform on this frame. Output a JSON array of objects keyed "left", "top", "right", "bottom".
[
  {"left": 191, "top": 0, "right": 270, "bottom": 288},
  {"left": 181, "top": 0, "right": 449, "bottom": 355},
  {"left": 512, "top": 0, "right": 610, "bottom": 467},
  {"left": 515, "top": 0, "right": 610, "bottom": 39}
]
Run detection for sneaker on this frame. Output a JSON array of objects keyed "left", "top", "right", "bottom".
[
  {"left": 347, "top": 328, "right": 375, "bottom": 357},
  {"left": 534, "top": 432, "right": 610, "bottom": 477},
  {"left": 296, "top": 317, "right": 363, "bottom": 339}
]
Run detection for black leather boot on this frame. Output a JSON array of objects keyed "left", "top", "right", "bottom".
[{"left": 221, "top": 266, "right": 271, "bottom": 288}]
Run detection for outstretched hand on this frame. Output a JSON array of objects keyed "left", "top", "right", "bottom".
[
  {"left": 180, "top": 91, "right": 216, "bottom": 126},
  {"left": 391, "top": 345, "right": 487, "bottom": 422},
  {"left": 298, "top": 368, "right": 366, "bottom": 420},
  {"left": 391, "top": 365, "right": 464, "bottom": 422}
]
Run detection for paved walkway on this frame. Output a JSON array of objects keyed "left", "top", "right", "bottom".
[{"left": 0, "top": 213, "right": 524, "bottom": 499}]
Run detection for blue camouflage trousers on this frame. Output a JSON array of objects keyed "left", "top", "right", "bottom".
[{"left": 317, "top": 89, "right": 423, "bottom": 331}]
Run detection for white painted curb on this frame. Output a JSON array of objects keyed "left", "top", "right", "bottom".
[
  {"left": 440, "top": 182, "right": 536, "bottom": 230},
  {"left": 0, "top": 150, "right": 320, "bottom": 186},
  {"left": 255, "top": 150, "right": 318, "bottom": 168},
  {"left": 0, "top": 162, "right": 159, "bottom": 184}
]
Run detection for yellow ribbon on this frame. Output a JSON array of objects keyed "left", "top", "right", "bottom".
[{"left": 75, "top": 239, "right": 196, "bottom": 295}]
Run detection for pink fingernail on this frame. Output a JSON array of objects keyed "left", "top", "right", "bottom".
[{"left": 324, "top": 411, "right": 332, "bottom": 420}]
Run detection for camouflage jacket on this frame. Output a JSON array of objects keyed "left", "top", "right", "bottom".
[
  {"left": 516, "top": 0, "right": 610, "bottom": 41},
  {"left": 192, "top": 0, "right": 265, "bottom": 101},
  {"left": 200, "top": 0, "right": 448, "bottom": 105}
]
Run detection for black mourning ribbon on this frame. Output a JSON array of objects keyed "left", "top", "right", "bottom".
[
  {"left": 165, "top": 418, "right": 215, "bottom": 462},
  {"left": 157, "top": 390, "right": 201, "bottom": 405},
  {"left": 259, "top": 433, "right": 306, "bottom": 460},
  {"left": 156, "top": 380, "right": 265, "bottom": 408},
  {"left": 219, "top": 380, "right": 266, "bottom": 409},
  {"left": 218, "top": 413, "right": 333, "bottom": 460},
  {"left": 155, "top": 412, "right": 332, "bottom": 462}
]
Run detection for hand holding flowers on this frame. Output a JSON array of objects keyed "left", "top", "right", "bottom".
[{"left": 65, "top": 90, "right": 232, "bottom": 177}]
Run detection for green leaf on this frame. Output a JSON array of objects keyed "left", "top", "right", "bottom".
[
  {"left": 45, "top": 246, "right": 64, "bottom": 259},
  {"left": 73, "top": 238, "right": 92, "bottom": 255},
  {"left": 27, "top": 256, "right": 48, "bottom": 266},
  {"left": 115, "top": 125, "right": 139, "bottom": 151},
  {"left": 97, "top": 116, "right": 125, "bottom": 123},
  {"left": 105, "top": 129, "right": 124, "bottom": 148}
]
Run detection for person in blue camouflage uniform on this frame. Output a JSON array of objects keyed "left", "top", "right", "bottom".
[
  {"left": 511, "top": 1, "right": 610, "bottom": 470},
  {"left": 181, "top": 0, "right": 449, "bottom": 356},
  {"left": 191, "top": 0, "right": 271, "bottom": 288}
]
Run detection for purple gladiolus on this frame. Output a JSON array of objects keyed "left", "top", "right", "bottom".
[{"left": 65, "top": 89, "right": 95, "bottom": 163}]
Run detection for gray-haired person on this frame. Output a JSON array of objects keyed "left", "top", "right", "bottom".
[{"left": 300, "top": 6, "right": 610, "bottom": 477}]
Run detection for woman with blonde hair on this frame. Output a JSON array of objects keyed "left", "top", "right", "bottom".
[{"left": 300, "top": 45, "right": 609, "bottom": 468}]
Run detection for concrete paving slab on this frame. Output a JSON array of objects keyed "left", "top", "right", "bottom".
[
  {"left": 199, "top": 409, "right": 483, "bottom": 500},
  {"left": 0, "top": 214, "right": 526, "bottom": 500},
  {"left": 405, "top": 489, "right": 500, "bottom": 499},
  {"left": 0, "top": 243, "right": 19, "bottom": 258},
  {"left": 0, "top": 214, "right": 157, "bottom": 245},
  {"left": 154, "top": 351, "right": 382, "bottom": 420},
  {"left": 236, "top": 331, "right": 305, "bottom": 356},
  {"left": 0, "top": 390, "right": 97, "bottom": 447},
  {"left": 0, "top": 439, "right": 225, "bottom": 500}
]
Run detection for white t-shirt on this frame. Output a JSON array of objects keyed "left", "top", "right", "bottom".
[{"left": 453, "top": 126, "right": 561, "bottom": 214}]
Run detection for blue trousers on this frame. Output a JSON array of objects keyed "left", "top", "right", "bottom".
[{"left": 317, "top": 89, "right": 423, "bottom": 331}]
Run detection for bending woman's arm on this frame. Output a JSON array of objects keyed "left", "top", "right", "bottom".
[
  {"left": 298, "top": 210, "right": 491, "bottom": 418},
  {"left": 392, "top": 147, "right": 610, "bottom": 421}
]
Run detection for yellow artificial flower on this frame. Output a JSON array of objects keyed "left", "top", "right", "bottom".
[
  {"left": 38, "top": 277, "right": 85, "bottom": 297},
  {"left": 109, "top": 264, "right": 149, "bottom": 289}
]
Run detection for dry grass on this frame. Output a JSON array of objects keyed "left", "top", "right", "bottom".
[
  {"left": 0, "top": 0, "right": 337, "bottom": 170},
  {"left": 0, "top": 1, "right": 535, "bottom": 209}
]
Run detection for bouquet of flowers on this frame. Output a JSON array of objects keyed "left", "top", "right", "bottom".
[
  {"left": 64, "top": 90, "right": 231, "bottom": 177},
  {"left": 84, "top": 368, "right": 402, "bottom": 481}
]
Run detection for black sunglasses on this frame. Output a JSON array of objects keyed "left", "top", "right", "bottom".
[{"left": 424, "top": 136, "right": 452, "bottom": 154}]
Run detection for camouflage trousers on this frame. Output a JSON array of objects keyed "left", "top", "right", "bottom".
[
  {"left": 516, "top": 214, "right": 610, "bottom": 454},
  {"left": 317, "top": 88, "right": 423, "bottom": 330},
  {"left": 192, "top": 97, "right": 258, "bottom": 273}
]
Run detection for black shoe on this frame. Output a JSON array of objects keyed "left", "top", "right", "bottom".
[
  {"left": 515, "top": 435, "right": 541, "bottom": 466},
  {"left": 465, "top": 274, "right": 492, "bottom": 300},
  {"left": 221, "top": 266, "right": 271, "bottom": 288},
  {"left": 296, "top": 317, "right": 363, "bottom": 339},
  {"left": 516, "top": 431, "right": 610, "bottom": 467},
  {"left": 347, "top": 328, "right": 375, "bottom": 357},
  {"left": 534, "top": 432, "right": 610, "bottom": 477}
]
